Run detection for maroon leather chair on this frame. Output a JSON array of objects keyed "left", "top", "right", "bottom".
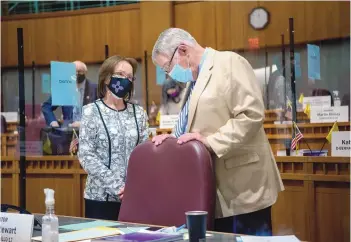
[{"left": 118, "top": 138, "right": 215, "bottom": 229}]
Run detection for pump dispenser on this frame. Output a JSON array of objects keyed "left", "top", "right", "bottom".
[{"left": 42, "top": 188, "right": 59, "bottom": 242}]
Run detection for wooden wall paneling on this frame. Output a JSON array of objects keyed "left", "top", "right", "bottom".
[
  {"left": 315, "top": 182, "right": 350, "bottom": 242},
  {"left": 271, "top": 180, "right": 308, "bottom": 241},
  {"left": 174, "top": 2, "right": 217, "bottom": 49},
  {"left": 140, "top": 1, "right": 174, "bottom": 107},
  {"left": 33, "top": 17, "right": 59, "bottom": 65},
  {"left": 1, "top": 175, "right": 13, "bottom": 205},
  {"left": 214, "top": 2, "right": 231, "bottom": 51},
  {"left": 105, "top": 9, "right": 141, "bottom": 59},
  {"left": 258, "top": 1, "right": 306, "bottom": 47},
  {"left": 339, "top": 1, "right": 350, "bottom": 38},
  {"left": 304, "top": 2, "right": 343, "bottom": 42},
  {"left": 229, "top": 2, "right": 258, "bottom": 50}
]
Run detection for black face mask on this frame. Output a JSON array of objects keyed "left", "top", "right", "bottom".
[
  {"left": 107, "top": 76, "right": 132, "bottom": 99},
  {"left": 77, "top": 74, "right": 85, "bottom": 83}
]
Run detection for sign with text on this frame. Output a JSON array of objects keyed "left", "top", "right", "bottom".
[
  {"left": 0, "top": 112, "right": 18, "bottom": 122},
  {"left": 310, "top": 106, "right": 349, "bottom": 123},
  {"left": 17, "top": 141, "right": 43, "bottom": 156},
  {"left": 51, "top": 61, "right": 78, "bottom": 106},
  {"left": 160, "top": 115, "right": 179, "bottom": 129},
  {"left": 41, "top": 73, "right": 51, "bottom": 94},
  {"left": 294, "top": 52, "right": 301, "bottom": 78},
  {"left": 332, "top": 131, "right": 351, "bottom": 157},
  {"left": 0, "top": 212, "right": 34, "bottom": 242},
  {"left": 307, "top": 44, "right": 321, "bottom": 80},
  {"left": 302, "top": 96, "right": 331, "bottom": 109}
]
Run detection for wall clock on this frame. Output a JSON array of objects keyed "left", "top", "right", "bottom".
[{"left": 249, "top": 7, "right": 270, "bottom": 30}]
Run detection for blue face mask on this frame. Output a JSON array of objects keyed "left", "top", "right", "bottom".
[{"left": 168, "top": 56, "right": 193, "bottom": 83}]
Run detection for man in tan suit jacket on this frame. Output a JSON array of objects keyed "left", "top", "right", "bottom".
[{"left": 151, "top": 28, "right": 284, "bottom": 235}]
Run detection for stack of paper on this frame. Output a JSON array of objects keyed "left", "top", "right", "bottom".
[{"left": 239, "top": 235, "right": 300, "bottom": 242}]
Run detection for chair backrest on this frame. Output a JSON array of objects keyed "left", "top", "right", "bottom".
[{"left": 118, "top": 138, "right": 215, "bottom": 229}]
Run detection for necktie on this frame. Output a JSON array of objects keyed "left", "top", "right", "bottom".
[{"left": 174, "top": 82, "right": 195, "bottom": 138}]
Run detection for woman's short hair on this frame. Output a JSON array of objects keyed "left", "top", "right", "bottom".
[{"left": 98, "top": 55, "right": 138, "bottom": 101}]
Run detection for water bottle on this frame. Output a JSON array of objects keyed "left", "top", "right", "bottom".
[{"left": 42, "top": 188, "right": 59, "bottom": 242}]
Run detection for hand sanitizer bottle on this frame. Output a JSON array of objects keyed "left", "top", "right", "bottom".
[
  {"left": 333, "top": 90, "right": 341, "bottom": 106},
  {"left": 42, "top": 188, "right": 59, "bottom": 242}
]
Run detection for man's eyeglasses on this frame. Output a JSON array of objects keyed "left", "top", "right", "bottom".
[
  {"left": 112, "top": 72, "right": 136, "bottom": 82},
  {"left": 163, "top": 46, "right": 179, "bottom": 74}
]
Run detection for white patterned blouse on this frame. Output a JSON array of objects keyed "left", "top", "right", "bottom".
[{"left": 78, "top": 99, "right": 149, "bottom": 202}]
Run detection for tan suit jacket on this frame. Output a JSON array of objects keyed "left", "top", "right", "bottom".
[{"left": 183, "top": 48, "right": 284, "bottom": 218}]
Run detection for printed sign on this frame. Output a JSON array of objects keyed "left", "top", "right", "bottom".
[
  {"left": 310, "top": 106, "right": 349, "bottom": 123},
  {"left": 41, "top": 73, "right": 51, "bottom": 94},
  {"left": 302, "top": 96, "right": 331, "bottom": 109},
  {"left": 332, "top": 131, "right": 351, "bottom": 157},
  {"left": 294, "top": 52, "right": 301, "bottom": 78},
  {"left": 307, "top": 44, "right": 321, "bottom": 80},
  {"left": 160, "top": 115, "right": 179, "bottom": 129},
  {"left": 156, "top": 66, "right": 166, "bottom": 86},
  {"left": 51, "top": 61, "right": 78, "bottom": 106},
  {"left": 0, "top": 212, "right": 34, "bottom": 242},
  {"left": 0, "top": 112, "right": 18, "bottom": 122},
  {"left": 17, "top": 141, "right": 43, "bottom": 156}
]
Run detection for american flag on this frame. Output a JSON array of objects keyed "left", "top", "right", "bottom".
[
  {"left": 291, "top": 122, "right": 304, "bottom": 150},
  {"left": 69, "top": 130, "right": 79, "bottom": 154}
]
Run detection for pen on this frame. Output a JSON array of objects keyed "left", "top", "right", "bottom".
[{"left": 176, "top": 224, "right": 186, "bottom": 232}]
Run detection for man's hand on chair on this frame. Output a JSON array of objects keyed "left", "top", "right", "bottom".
[
  {"left": 152, "top": 134, "right": 171, "bottom": 146},
  {"left": 177, "top": 132, "right": 212, "bottom": 151}
]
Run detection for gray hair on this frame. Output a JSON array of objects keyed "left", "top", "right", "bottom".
[{"left": 152, "top": 28, "right": 197, "bottom": 64}]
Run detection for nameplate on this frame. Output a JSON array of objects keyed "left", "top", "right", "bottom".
[
  {"left": 1, "top": 112, "right": 18, "bottom": 122},
  {"left": 160, "top": 115, "right": 179, "bottom": 129},
  {"left": 0, "top": 212, "right": 34, "bottom": 242},
  {"left": 332, "top": 131, "right": 351, "bottom": 157},
  {"left": 302, "top": 96, "right": 331, "bottom": 109},
  {"left": 310, "top": 106, "right": 349, "bottom": 123}
]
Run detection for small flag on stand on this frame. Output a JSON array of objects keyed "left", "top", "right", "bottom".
[
  {"left": 326, "top": 121, "right": 339, "bottom": 143},
  {"left": 304, "top": 103, "right": 311, "bottom": 119},
  {"left": 291, "top": 122, "right": 304, "bottom": 151},
  {"left": 43, "top": 134, "right": 52, "bottom": 155},
  {"left": 69, "top": 129, "right": 79, "bottom": 155},
  {"left": 298, "top": 93, "right": 304, "bottom": 104}
]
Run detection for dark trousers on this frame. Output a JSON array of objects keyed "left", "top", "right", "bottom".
[
  {"left": 85, "top": 199, "right": 121, "bottom": 221},
  {"left": 214, "top": 206, "right": 272, "bottom": 236}
]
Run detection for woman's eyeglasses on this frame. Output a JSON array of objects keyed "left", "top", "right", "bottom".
[{"left": 112, "top": 72, "right": 136, "bottom": 82}]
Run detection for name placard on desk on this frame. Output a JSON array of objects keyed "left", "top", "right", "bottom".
[
  {"left": 332, "top": 131, "right": 351, "bottom": 157},
  {"left": 310, "top": 106, "right": 349, "bottom": 123},
  {"left": 160, "top": 115, "right": 178, "bottom": 129},
  {"left": 0, "top": 212, "right": 34, "bottom": 242},
  {"left": 302, "top": 96, "right": 331, "bottom": 109}
]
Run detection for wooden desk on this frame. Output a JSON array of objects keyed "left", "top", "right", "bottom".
[
  {"left": 155, "top": 122, "right": 351, "bottom": 155},
  {"left": 31, "top": 214, "right": 243, "bottom": 241},
  {"left": 1, "top": 156, "right": 349, "bottom": 242}
]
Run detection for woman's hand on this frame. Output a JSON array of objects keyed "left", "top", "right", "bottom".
[
  {"left": 152, "top": 134, "right": 171, "bottom": 146},
  {"left": 118, "top": 187, "right": 125, "bottom": 200}
]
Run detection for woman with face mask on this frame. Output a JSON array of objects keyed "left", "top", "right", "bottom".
[
  {"left": 159, "top": 79, "right": 185, "bottom": 115},
  {"left": 78, "top": 55, "right": 149, "bottom": 220}
]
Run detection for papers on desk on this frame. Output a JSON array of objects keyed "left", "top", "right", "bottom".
[
  {"left": 240, "top": 235, "right": 300, "bottom": 242},
  {"left": 32, "top": 227, "right": 120, "bottom": 242},
  {"left": 59, "top": 220, "right": 121, "bottom": 231}
]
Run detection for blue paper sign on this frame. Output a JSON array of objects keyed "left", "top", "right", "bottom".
[
  {"left": 156, "top": 66, "right": 166, "bottom": 85},
  {"left": 307, "top": 44, "right": 321, "bottom": 80},
  {"left": 294, "top": 53, "right": 301, "bottom": 79},
  {"left": 51, "top": 61, "right": 78, "bottom": 106},
  {"left": 41, "top": 73, "right": 51, "bottom": 94}
]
